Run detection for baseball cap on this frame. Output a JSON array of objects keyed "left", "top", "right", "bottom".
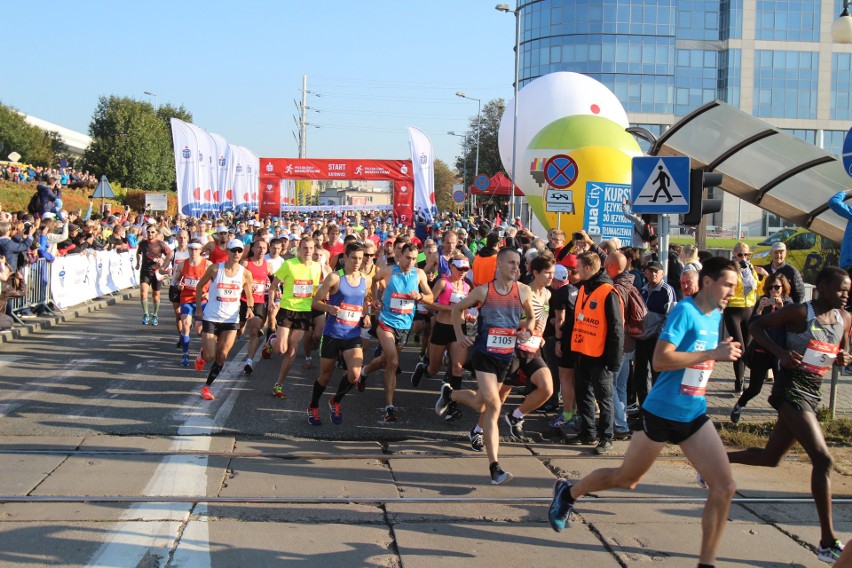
[
  {"left": 644, "top": 261, "right": 664, "bottom": 271},
  {"left": 451, "top": 259, "right": 470, "bottom": 270},
  {"left": 227, "top": 239, "right": 244, "bottom": 250},
  {"left": 42, "top": 212, "right": 56, "bottom": 220},
  {"left": 216, "top": 225, "right": 229, "bottom": 233},
  {"left": 770, "top": 242, "right": 787, "bottom": 252},
  {"left": 553, "top": 264, "right": 569, "bottom": 281},
  {"left": 559, "top": 254, "right": 578, "bottom": 269}
]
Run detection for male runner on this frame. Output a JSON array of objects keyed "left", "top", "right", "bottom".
[
  {"left": 136, "top": 225, "right": 172, "bottom": 326},
  {"left": 268, "top": 237, "right": 322, "bottom": 398},
  {"left": 308, "top": 242, "right": 372, "bottom": 425},
  {"left": 547, "top": 257, "right": 742, "bottom": 568},
  {"left": 240, "top": 238, "right": 273, "bottom": 374},
  {"left": 202, "top": 225, "right": 230, "bottom": 264},
  {"left": 423, "top": 228, "right": 458, "bottom": 276},
  {"left": 172, "top": 240, "right": 210, "bottom": 366},
  {"left": 168, "top": 229, "right": 191, "bottom": 337},
  {"left": 436, "top": 247, "right": 536, "bottom": 484},
  {"left": 370, "top": 241, "right": 433, "bottom": 421},
  {"left": 728, "top": 266, "right": 852, "bottom": 564},
  {"left": 193, "top": 240, "right": 254, "bottom": 400}
]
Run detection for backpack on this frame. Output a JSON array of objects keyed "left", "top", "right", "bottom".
[
  {"left": 27, "top": 192, "right": 41, "bottom": 216},
  {"left": 616, "top": 285, "right": 647, "bottom": 338}
]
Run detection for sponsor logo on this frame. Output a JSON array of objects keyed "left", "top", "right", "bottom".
[
  {"left": 182, "top": 147, "right": 191, "bottom": 159},
  {"left": 219, "top": 156, "right": 226, "bottom": 167},
  {"left": 236, "top": 165, "right": 243, "bottom": 173},
  {"left": 401, "top": 164, "right": 409, "bottom": 175},
  {"left": 266, "top": 162, "right": 274, "bottom": 172}
]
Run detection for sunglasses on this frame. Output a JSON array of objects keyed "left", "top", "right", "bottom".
[
  {"left": 229, "top": 248, "right": 244, "bottom": 254},
  {"left": 453, "top": 266, "right": 470, "bottom": 272},
  {"left": 737, "top": 253, "right": 750, "bottom": 257},
  {"left": 769, "top": 285, "right": 782, "bottom": 290},
  {"left": 364, "top": 253, "right": 375, "bottom": 258}
]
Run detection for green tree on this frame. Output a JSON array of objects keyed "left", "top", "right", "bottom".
[
  {"left": 84, "top": 96, "right": 191, "bottom": 191},
  {"left": 454, "top": 98, "right": 506, "bottom": 179},
  {"left": 0, "top": 102, "right": 62, "bottom": 166},
  {"left": 434, "top": 158, "right": 455, "bottom": 213}
]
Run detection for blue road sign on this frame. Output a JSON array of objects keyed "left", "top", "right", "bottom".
[
  {"left": 544, "top": 154, "right": 578, "bottom": 189},
  {"left": 452, "top": 190, "right": 465, "bottom": 203},
  {"left": 474, "top": 174, "right": 490, "bottom": 191},
  {"left": 843, "top": 128, "right": 852, "bottom": 178},
  {"left": 631, "top": 156, "right": 691, "bottom": 214}
]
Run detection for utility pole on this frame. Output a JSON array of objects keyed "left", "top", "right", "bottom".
[{"left": 299, "top": 75, "right": 308, "bottom": 159}]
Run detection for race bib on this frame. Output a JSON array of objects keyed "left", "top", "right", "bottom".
[
  {"left": 680, "top": 361, "right": 714, "bottom": 396},
  {"left": 184, "top": 277, "right": 199, "bottom": 288},
  {"left": 252, "top": 280, "right": 268, "bottom": 294},
  {"left": 800, "top": 339, "right": 839, "bottom": 375},
  {"left": 417, "top": 301, "right": 429, "bottom": 315},
  {"left": 293, "top": 279, "right": 312, "bottom": 298},
  {"left": 449, "top": 291, "right": 466, "bottom": 305},
  {"left": 487, "top": 327, "right": 517, "bottom": 355},
  {"left": 216, "top": 282, "right": 240, "bottom": 303},
  {"left": 390, "top": 292, "right": 415, "bottom": 314},
  {"left": 517, "top": 329, "right": 544, "bottom": 353},
  {"left": 336, "top": 302, "right": 363, "bottom": 327}
]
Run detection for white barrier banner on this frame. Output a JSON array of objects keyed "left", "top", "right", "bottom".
[{"left": 50, "top": 251, "right": 140, "bottom": 310}]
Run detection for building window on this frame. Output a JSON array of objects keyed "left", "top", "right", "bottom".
[
  {"left": 832, "top": 53, "right": 852, "bottom": 120},
  {"left": 755, "top": 0, "right": 820, "bottom": 41},
  {"left": 753, "top": 50, "right": 817, "bottom": 119}
]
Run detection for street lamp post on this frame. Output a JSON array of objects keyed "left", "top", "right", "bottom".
[
  {"left": 448, "top": 131, "right": 469, "bottom": 214},
  {"left": 143, "top": 91, "right": 158, "bottom": 107},
  {"left": 496, "top": 2, "right": 521, "bottom": 222},
  {"left": 833, "top": 0, "right": 852, "bottom": 43},
  {"left": 454, "top": 92, "right": 481, "bottom": 181}
]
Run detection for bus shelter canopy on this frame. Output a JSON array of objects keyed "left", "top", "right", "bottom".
[{"left": 651, "top": 100, "right": 849, "bottom": 243}]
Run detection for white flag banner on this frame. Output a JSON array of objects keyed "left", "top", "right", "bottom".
[
  {"left": 407, "top": 126, "right": 437, "bottom": 224},
  {"left": 186, "top": 123, "right": 216, "bottom": 214},
  {"left": 230, "top": 144, "right": 249, "bottom": 212},
  {"left": 209, "top": 132, "right": 232, "bottom": 211},
  {"left": 240, "top": 146, "right": 259, "bottom": 209},
  {"left": 170, "top": 118, "right": 198, "bottom": 216}
]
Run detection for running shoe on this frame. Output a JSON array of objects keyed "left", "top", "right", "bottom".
[
  {"left": 411, "top": 361, "right": 427, "bottom": 387},
  {"left": 566, "top": 435, "right": 595, "bottom": 446},
  {"left": 194, "top": 355, "right": 206, "bottom": 372},
  {"left": 307, "top": 405, "right": 321, "bottom": 426},
  {"left": 180, "top": 353, "right": 190, "bottom": 367},
  {"left": 384, "top": 406, "right": 398, "bottom": 422},
  {"left": 626, "top": 403, "right": 640, "bottom": 415},
  {"left": 504, "top": 412, "right": 526, "bottom": 440},
  {"left": 336, "top": 355, "right": 347, "bottom": 370},
  {"left": 730, "top": 404, "right": 742, "bottom": 424},
  {"left": 817, "top": 539, "right": 844, "bottom": 563},
  {"left": 435, "top": 383, "right": 453, "bottom": 417},
  {"left": 329, "top": 399, "right": 343, "bottom": 425},
  {"left": 549, "top": 414, "right": 571, "bottom": 429},
  {"left": 548, "top": 479, "right": 574, "bottom": 532},
  {"left": 469, "top": 427, "right": 484, "bottom": 452},
  {"left": 595, "top": 440, "right": 613, "bottom": 455},
  {"left": 200, "top": 386, "right": 215, "bottom": 400},
  {"left": 304, "top": 356, "right": 313, "bottom": 369},
  {"left": 357, "top": 373, "right": 367, "bottom": 393},
  {"left": 243, "top": 358, "right": 253, "bottom": 375},
  {"left": 151, "top": 315, "right": 159, "bottom": 326},
  {"left": 142, "top": 314, "right": 150, "bottom": 325},
  {"left": 443, "top": 402, "right": 462, "bottom": 422},
  {"left": 490, "top": 464, "right": 513, "bottom": 485},
  {"left": 272, "top": 384, "right": 286, "bottom": 398},
  {"left": 696, "top": 472, "right": 708, "bottom": 489}
]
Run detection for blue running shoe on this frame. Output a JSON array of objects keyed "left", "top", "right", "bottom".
[
  {"left": 180, "top": 353, "right": 190, "bottom": 367},
  {"left": 548, "top": 479, "right": 575, "bottom": 532},
  {"left": 151, "top": 315, "right": 159, "bottom": 326},
  {"left": 329, "top": 399, "right": 343, "bottom": 425},
  {"left": 142, "top": 314, "right": 150, "bottom": 325}
]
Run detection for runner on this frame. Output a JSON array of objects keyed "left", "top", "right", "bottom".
[
  {"left": 168, "top": 229, "right": 191, "bottom": 338},
  {"left": 547, "top": 256, "right": 742, "bottom": 568},
  {"left": 370, "top": 240, "right": 433, "bottom": 422},
  {"left": 308, "top": 242, "right": 372, "bottom": 425},
  {"left": 728, "top": 266, "right": 852, "bottom": 564},
  {"left": 171, "top": 239, "right": 210, "bottom": 366},
  {"left": 412, "top": 251, "right": 472, "bottom": 406},
  {"left": 193, "top": 239, "right": 255, "bottom": 400},
  {"left": 436, "top": 247, "right": 536, "bottom": 484},
  {"left": 263, "top": 237, "right": 286, "bottom": 339},
  {"left": 503, "top": 254, "right": 556, "bottom": 440},
  {"left": 239, "top": 238, "right": 273, "bottom": 375},
  {"left": 423, "top": 228, "right": 458, "bottom": 276},
  {"left": 268, "top": 237, "right": 322, "bottom": 399},
  {"left": 135, "top": 225, "right": 172, "bottom": 326},
  {"left": 303, "top": 247, "right": 333, "bottom": 369}
]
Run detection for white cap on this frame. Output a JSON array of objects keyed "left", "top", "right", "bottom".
[{"left": 227, "top": 239, "right": 245, "bottom": 250}]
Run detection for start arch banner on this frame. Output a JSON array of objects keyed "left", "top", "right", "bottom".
[{"left": 259, "top": 158, "right": 414, "bottom": 225}]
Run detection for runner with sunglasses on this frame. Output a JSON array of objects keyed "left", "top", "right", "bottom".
[
  {"left": 135, "top": 225, "right": 172, "bottom": 326},
  {"left": 192, "top": 240, "right": 255, "bottom": 400}
]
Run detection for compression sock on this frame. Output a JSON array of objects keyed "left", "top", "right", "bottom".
[
  {"left": 181, "top": 334, "right": 191, "bottom": 354},
  {"left": 206, "top": 363, "right": 222, "bottom": 386},
  {"left": 310, "top": 380, "right": 326, "bottom": 408},
  {"left": 332, "top": 374, "right": 355, "bottom": 402},
  {"left": 152, "top": 301, "right": 160, "bottom": 316},
  {"left": 142, "top": 299, "right": 149, "bottom": 316}
]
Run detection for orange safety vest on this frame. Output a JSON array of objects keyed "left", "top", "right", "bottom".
[
  {"left": 472, "top": 254, "right": 498, "bottom": 288},
  {"left": 571, "top": 282, "right": 619, "bottom": 358}
]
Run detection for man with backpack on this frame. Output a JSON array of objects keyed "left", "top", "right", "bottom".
[{"left": 605, "top": 252, "right": 647, "bottom": 440}]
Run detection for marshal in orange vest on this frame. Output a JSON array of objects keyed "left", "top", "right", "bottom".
[{"left": 571, "top": 283, "right": 623, "bottom": 358}]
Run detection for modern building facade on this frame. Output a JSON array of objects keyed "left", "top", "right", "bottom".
[{"left": 516, "top": 0, "right": 851, "bottom": 235}]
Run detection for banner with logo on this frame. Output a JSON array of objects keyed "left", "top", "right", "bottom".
[
  {"left": 406, "top": 127, "right": 437, "bottom": 224},
  {"left": 170, "top": 118, "right": 198, "bottom": 215},
  {"left": 259, "top": 158, "right": 414, "bottom": 223},
  {"left": 51, "top": 250, "right": 140, "bottom": 310}
]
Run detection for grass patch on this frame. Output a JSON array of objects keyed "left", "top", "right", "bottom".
[
  {"left": 719, "top": 414, "right": 852, "bottom": 450},
  {"left": 670, "top": 236, "right": 765, "bottom": 249}
]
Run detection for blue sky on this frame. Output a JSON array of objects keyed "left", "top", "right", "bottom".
[{"left": 1, "top": 0, "right": 516, "bottom": 169}]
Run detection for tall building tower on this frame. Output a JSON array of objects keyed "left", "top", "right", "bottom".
[{"left": 516, "top": 0, "right": 850, "bottom": 235}]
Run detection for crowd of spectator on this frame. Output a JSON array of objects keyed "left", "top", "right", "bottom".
[{"left": 0, "top": 163, "right": 97, "bottom": 189}]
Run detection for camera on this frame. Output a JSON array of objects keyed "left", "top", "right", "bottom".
[{"left": 739, "top": 260, "right": 748, "bottom": 269}]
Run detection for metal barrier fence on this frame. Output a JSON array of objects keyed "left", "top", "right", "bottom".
[{"left": 6, "top": 259, "right": 57, "bottom": 324}]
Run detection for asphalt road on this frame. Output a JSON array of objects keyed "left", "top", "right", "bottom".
[{"left": 0, "top": 297, "right": 551, "bottom": 443}]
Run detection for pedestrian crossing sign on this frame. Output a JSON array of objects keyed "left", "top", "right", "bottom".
[{"left": 631, "top": 156, "right": 690, "bottom": 214}]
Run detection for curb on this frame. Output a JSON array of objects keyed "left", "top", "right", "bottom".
[{"left": 0, "top": 289, "right": 139, "bottom": 344}]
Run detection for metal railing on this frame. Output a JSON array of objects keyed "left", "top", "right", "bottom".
[{"left": 6, "top": 259, "right": 57, "bottom": 324}]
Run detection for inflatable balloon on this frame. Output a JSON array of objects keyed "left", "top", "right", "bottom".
[{"left": 498, "top": 72, "right": 642, "bottom": 241}]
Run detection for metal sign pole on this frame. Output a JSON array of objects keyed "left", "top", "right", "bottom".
[{"left": 659, "top": 214, "right": 670, "bottom": 275}]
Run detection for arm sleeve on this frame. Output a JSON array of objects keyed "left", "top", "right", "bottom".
[
  {"left": 604, "top": 290, "right": 625, "bottom": 370},
  {"left": 828, "top": 191, "right": 852, "bottom": 220}
]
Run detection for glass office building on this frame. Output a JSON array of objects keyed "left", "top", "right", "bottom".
[{"left": 515, "top": 0, "right": 852, "bottom": 233}]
